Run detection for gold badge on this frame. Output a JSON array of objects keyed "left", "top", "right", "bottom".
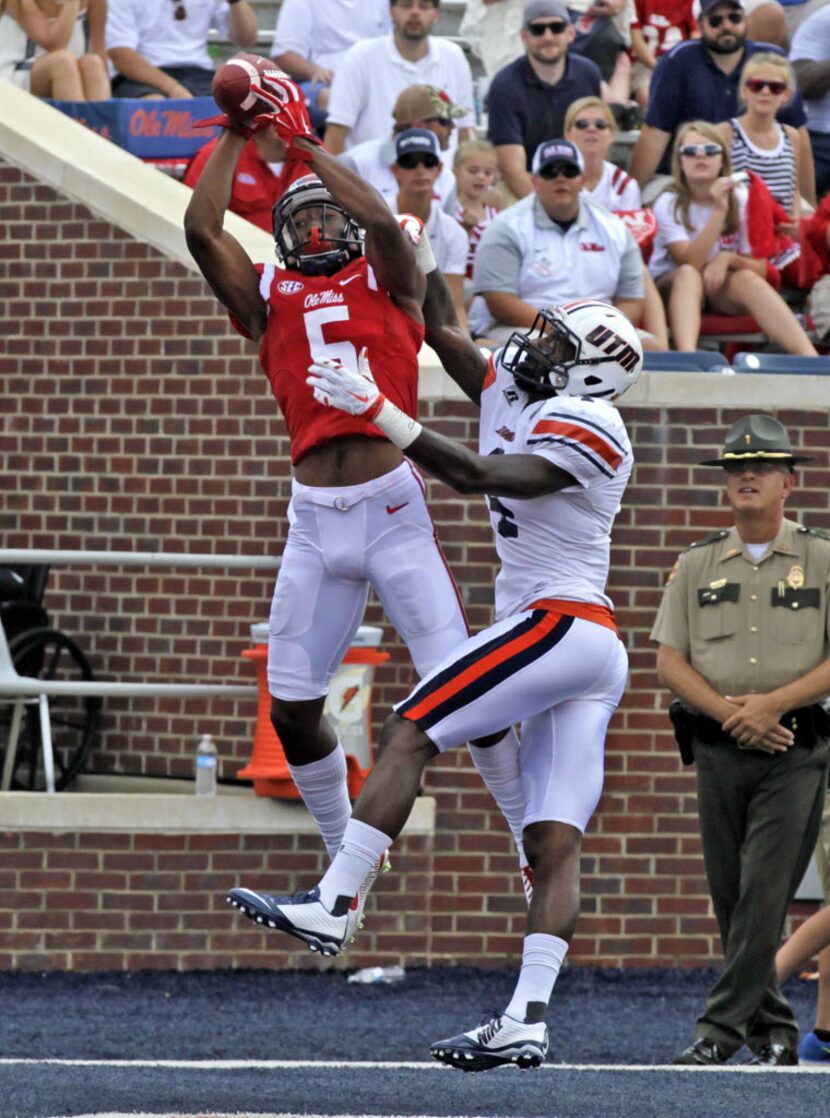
[
  {"left": 709, "top": 578, "right": 727, "bottom": 590},
  {"left": 786, "top": 565, "right": 805, "bottom": 590}
]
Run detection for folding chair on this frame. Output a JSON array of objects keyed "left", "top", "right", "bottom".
[{"left": 699, "top": 313, "right": 766, "bottom": 362}]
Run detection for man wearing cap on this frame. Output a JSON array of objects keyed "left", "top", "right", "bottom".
[
  {"left": 323, "top": 0, "right": 476, "bottom": 154},
  {"left": 470, "top": 138, "right": 643, "bottom": 340},
  {"left": 390, "top": 129, "right": 471, "bottom": 330},
  {"left": 629, "top": 0, "right": 812, "bottom": 194},
  {"left": 487, "top": 1, "right": 602, "bottom": 200},
  {"left": 651, "top": 415, "right": 830, "bottom": 1067},
  {"left": 339, "top": 84, "right": 464, "bottom": 211}
]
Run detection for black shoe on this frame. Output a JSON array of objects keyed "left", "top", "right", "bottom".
[
  {"left": 673, "top": 1037, "right": 728, "bottom": 1065},
  {"left": 748, "top": 1043, "right": 798, "bottom": 1066}
]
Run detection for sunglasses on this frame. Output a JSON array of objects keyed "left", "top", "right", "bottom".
[
  {"left": 397, "top": 153, "right": 440, "bottom": 170},
  {"left": 679, "top": 142, "right": 723, "bottom": 157},
  {"left": 723, "top": 460, "right": 788, "bottom": 475},
  {"left": 572, "top": 118, "right": 611, "bottom": 131},
  {"left": 744, "top": 78, "right": 788, "bottom": 95},
  {"left": 422, "top": 115, "right": 453, "bottom": 127},
  {"left": 527, "top": 19, "right": 569, "bottom": 35},
  {"left": 539, "top": 162, "right": 581, "bottom": 179},
  {"left": 705, "top": 10, "right": 744, "bottom": 27}
]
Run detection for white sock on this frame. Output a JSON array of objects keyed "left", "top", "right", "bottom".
[
  {"left": 467, "top": 728, "right": 526, "bottom": 854},
  {"left": 505, "top": 933, "right": 568, "bottom": 1023},
  {"left": 287, "top": 745, "right": 352, "bottom": 860},
  {"left": 318, "top": 818, "right": 392, "bottom": 911}
]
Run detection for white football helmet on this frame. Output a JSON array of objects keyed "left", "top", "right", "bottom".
[
  {"left": 272, "top": 174, "right": 363, "bottom": 276},
  {"left": 501, "top": 300, "right": 643, "bottom": 400}
]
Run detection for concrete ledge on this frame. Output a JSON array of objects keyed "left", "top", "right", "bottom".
[{"left": 0, "top": 782, "right": 435, "bottom": 835}]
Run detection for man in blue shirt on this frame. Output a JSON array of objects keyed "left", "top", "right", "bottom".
[
  {"left": 487, "top": 0, "right": 602, "bottom": 199},
  {"left": 629, "top": 0, "right": 811, "bottom": 189}
]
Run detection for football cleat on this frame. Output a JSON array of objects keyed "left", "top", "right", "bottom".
[
  {"left": 672, "top": 1037, "right": 728, "bottom": 1065},
  {"left": 351, "top": 850, "right": 391, "bottom": 933},
  {"left": 430, "top": 1012, "right": 548, "bottom": 1073},
  {"left": 227, "top": 885, "right": 356, "bottom": 957},
  {"left": 799, "top": 1031, "right": 830, "bottom": 1065}
]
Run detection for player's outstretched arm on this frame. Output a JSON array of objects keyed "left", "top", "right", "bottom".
[
  {"left": 423, "top": 269, "right": 489, "bottom": 406},
  {"left": 184, "top": 131, "right": 267, "bottom": 342},
  {"left": 291, "top": 138, "right": 425, "bottom": 321},
  {"left": 307, "top": 354, "right": 574, "bottom": 499}
]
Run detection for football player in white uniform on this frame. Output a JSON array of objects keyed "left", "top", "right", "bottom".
[{"left": 228, "top": 296, "right": 642, "bottom": 1072}]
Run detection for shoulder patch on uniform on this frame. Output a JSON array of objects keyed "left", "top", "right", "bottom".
[
  {"left": 798, "top": 526, "right": 830, "bottom": 542},
  {"left": 685, "top": 530, "right": 729, "bottom": 552}
]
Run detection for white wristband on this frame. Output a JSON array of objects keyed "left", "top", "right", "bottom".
[
  {"left": 414, "top": 227, "right": 437, "bottom": 275},
  {"left": 371, "top": 397, "right": 423, "bottom": 450}
]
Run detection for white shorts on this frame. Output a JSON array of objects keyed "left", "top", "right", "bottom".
[
  {"left": 267, "top": 461, "right": 469, "bottom": 701},
  {"left": 396, "top": 605, "right": 629, "bottom": 832}
]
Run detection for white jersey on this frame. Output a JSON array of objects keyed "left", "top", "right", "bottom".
[{"left": 479, "top": 353, "right": 633, "bottom": 618}]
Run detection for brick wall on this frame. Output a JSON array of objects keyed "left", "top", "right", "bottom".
[{"left": 2, "top": 161, "right": 829, "bottom": 971}]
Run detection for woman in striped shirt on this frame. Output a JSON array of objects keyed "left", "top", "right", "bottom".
[{"left": 717, "top": 53, "right": 814, "bottom": 225}]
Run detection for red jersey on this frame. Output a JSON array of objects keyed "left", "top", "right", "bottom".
[
  {"left": 184, "top": 138, "right": 307, "bottom": 233},
  {"left": 632, "top": 0, "right": 697, "bottom": 59},
  {"left": 230, "top": 256, "right": 424, "bottom": 464}
]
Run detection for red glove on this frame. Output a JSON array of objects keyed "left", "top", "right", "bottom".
[
  {"left": 264, "top": 99, "right": 324, "bottom": 163},
  {"left": 193, "top": 111, "right": 278, "bottom": 140}
]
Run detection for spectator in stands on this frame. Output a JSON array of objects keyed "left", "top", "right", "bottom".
[
  {"left": 487, "top": 0, "right": 602, "bottom": 200},
  {"left": 453, "top": 139, "right": 505, "bottom": 293},
  {"left": 743, "top": 0, "right": 787, "bottom": 48},
  {"left": 564, "top": 96, "right": 669, "bottom": 349},
  {"left": 717, "top": 53, "right": 812, "bottom": 218},
  {"left": 629, "top": 0, "right": 810, "bottom": 191},
  {"left": 459, "top": 0, "right": 525, "bottom": 78},
  {"left": 568, "top": 0, "right": 636, "bottom": 113},
  {"left": 0, "top": 0, "right": 110, "bottom": 100},
  {"left": 184, "top": 126, "right": 310, "bottom": 233},
  {"left": 470, "top": 138, "right": 644, "bottom": 340},
  {"left": 269, "top": 0, "right": 390, "bottom": 120},
  {"left": 324, "top": 0, "right": 476, "bottom": 154},
  {"left": 791, "top": 4, "right": 830, "bottom": 200},
  {"left": 649, "top": 122, "right": 818, "bottom": 353},
  {"left": 629, "top": 0, "right": 697, "bottom": 112},
  {"left": 106, "top": 0, "right": 258, "bottom": 99},
  {"left": 339, "top": 83, "right": 464, "bottom": 210},
  {"left": 392, "top": 129, "right": 470, "bottom": 330}
]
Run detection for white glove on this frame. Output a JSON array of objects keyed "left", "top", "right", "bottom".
[{"left": 307, "top": 347, "right": 382, "bottom": 418}]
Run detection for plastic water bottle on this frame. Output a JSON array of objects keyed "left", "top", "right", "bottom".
[
  {"left": 195, "top": 734, "right": 218, "bottom": 797},
  {"left": 347, "top": 965, "right": 405, "bottom": 985}
]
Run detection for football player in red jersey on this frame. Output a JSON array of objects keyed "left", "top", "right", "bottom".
[{"left": 184, "top": 90, "right": 529, "bottom": 923}]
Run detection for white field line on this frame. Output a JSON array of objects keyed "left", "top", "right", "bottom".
[{"left": 2, "top": 1057, "right": 828, "bottom": 1073}]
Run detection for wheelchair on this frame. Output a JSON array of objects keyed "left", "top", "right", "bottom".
[{"left": 0, "top": 565, "right": 100, "bottom": 790}]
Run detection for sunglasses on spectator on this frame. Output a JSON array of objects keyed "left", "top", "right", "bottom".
[
  {"left": 679, "top": 143, "right": 723, "bottom": 157},
  {"left": 397, "top": 153, "right": 440, "bottom": 170},
  {"left": 172, "top": 0, "right": 186, "bottom": 18},
  {"left": 422, "top": 115, "right": 454, "bottom": 127},
  {"left": 744, "top": 78, "right": 788, "bottom": 95},
  {"left": 527, "top": 19, "right": 570, "bottom": 35},
  {"left": 572, "top": 118, "right": 611, "bottom": 131},
  {"left": 538, "top": 162, "right": 581, "bottom": 179},
  {"left": 705, "top": 11, "right": 744, "bottom": 27}
]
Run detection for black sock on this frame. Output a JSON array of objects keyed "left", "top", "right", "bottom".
[
  {"left": 523, "top": 1000, "right": 547, "bottom": 1024},
  {"left": 814, "top": 1028, "right": 830, "bottom": 1041}
]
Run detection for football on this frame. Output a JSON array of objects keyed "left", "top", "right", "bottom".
[{"left": 211, "top": 54, "right": 287, "bottom": 123}]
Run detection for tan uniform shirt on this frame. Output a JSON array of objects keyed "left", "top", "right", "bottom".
[{"left": 651, "top": 519, "right": 830, "bottom": 698}]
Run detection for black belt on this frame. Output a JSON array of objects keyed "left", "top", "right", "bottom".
[{"left": 692, "top": 705, "right": 830, "bottom": 750}]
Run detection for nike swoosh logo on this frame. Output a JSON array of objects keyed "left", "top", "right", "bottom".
[
  {"left": 339, "top": 275, "right": 360, "bottom": 286},
  {"left": 386, "top": 502, "right": 409, "bottom": 515}
]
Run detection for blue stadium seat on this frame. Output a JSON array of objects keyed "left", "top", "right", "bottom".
[
  {"left": 643, "top": 352, "right": 730, "bottom": 372},
  {"left": 732, "top": 353, "right": 830, "bottom": 374}
]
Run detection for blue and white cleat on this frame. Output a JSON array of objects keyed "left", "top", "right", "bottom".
[
  {"left": 227, "top": 885, "right": 356, "bottom": 957},
  {"left": 430, "top": 1012, "right": 548, "bottom": 1072},
  {"left": 799, "top": 1030, "right": 830, "bottom": 1065}
]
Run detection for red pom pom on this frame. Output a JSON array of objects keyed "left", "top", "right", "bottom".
[{"left": 211, "top": 55, "right": 287, "bottom": 124}]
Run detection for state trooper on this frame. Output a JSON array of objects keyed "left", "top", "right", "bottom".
[{"left": 652, "top": 414, "right": 830, "bottom": 1067}]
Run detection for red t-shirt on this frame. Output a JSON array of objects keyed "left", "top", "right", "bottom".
[
  {"left": 184, "top": 139, "right": 307, "bottom": 233},
  {"left": 632, "top": 0, "right": 697, "bottom": 59},
  {"left": 229, "top": 257, "right": 424, "bottom": 464}
]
